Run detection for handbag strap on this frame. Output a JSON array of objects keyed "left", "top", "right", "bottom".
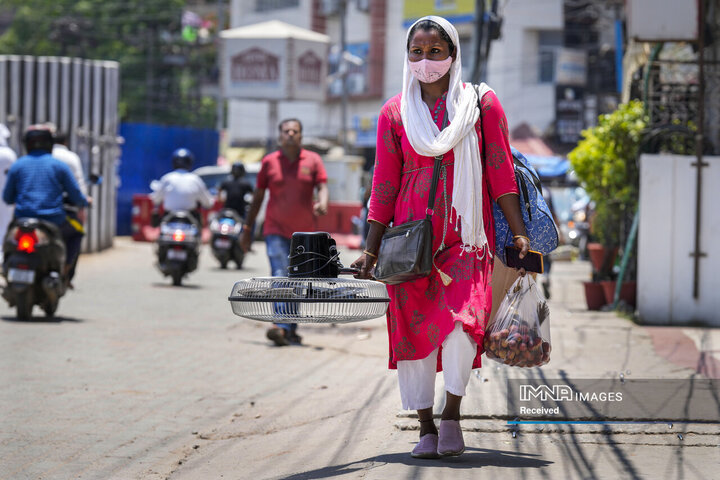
[{"left": 425, "top": 108, "right": 449, "bottom": 220}]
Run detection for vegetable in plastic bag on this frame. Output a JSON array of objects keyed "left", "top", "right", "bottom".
[{"left": 483, "top": 275, "right": 551, "bottom": 367}]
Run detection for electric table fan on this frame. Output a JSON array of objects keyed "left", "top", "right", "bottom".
[{"left": 228, "top": 232, "right": 389, "bottom": 324}]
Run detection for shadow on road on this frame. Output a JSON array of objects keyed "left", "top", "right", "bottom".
[
  {"left": 151, "top": 282, "right": 204, "bottom": 290},
  {"left": 1, "top": 315, "right": 85, "bottom": 324},
  {"left": 235, "top": 337, "right": 325, "bottom": 351},
  {"left": 208, "top": 267, "right": 247, "bottom": 272},
  {"left": 277, "top": 448, "right": 553, "bottom": 479}
]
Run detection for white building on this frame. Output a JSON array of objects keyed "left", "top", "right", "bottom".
[
  {"left": 486, "top": 0, "right": 563, "bottom": 133},
  {"left": 227, "top": 0, "right": 564, "bottom": 148}
]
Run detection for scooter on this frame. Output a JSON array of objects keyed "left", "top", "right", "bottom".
[
  {"left": 568, "top": 197, "right": 592, "bottom": 259},
  {"left": 209, "top": 209, "right": 245, "bottom": 269},
  {"left": 155, "top": 211, "right": 201, "bottom": 286},
  {"left": 2, "top": 218, "right": 67, "bottom": 319}
]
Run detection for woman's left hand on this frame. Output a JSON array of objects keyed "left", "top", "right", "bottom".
[
  {"left": 350, "top": 253, "right": 375, "bottom": 279},
  {"left": 513, "top": 235, "right": 530, "bottom": 277}
]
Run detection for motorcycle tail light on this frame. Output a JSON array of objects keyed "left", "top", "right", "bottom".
[
  {"left": 173, "top": 230, "right": 186, "bottom": 242},
  {"left": 16, "top": 230, "right": 38, "bottom": 253}
]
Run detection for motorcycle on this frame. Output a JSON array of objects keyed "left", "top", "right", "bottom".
[
  {"left": 209, "top": 209, "right": 245, "bottom": 269},
  {"left": 2, "top": 218, "right": 66, "bottom": 319},
  {"left": 155, "top": 211, "right": 201, "bottom": 286}
]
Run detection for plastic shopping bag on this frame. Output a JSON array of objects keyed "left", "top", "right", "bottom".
[{"left": 483, "top": 275, "right": 551, "bottom": 367}]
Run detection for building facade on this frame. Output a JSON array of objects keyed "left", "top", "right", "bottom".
[{"left": 227, "top": 0, "right": 602, "bottom": 151}]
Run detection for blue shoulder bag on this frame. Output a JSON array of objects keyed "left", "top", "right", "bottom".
[{"left": 476, "top": 87, "right": 559, "bottom": 264}]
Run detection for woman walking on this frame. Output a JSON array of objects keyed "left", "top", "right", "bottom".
[{"left": 352, "top": 16, "right": 529, "bottom": 458}]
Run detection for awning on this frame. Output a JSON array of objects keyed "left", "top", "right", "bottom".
[{"left": 523, "top": 154, "right": 571, "bottom": 178}]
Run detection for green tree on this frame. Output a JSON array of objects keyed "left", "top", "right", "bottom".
[
  {"left": 0, "top": 0, "right": 218, "bottom": 128},
  {"left": 568, "top": 100, "right": 648, "bottom": 247}
]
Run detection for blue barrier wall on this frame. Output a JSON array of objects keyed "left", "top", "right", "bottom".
[{"left": 116, "top": 123, "right": 219, "bottom": 235}]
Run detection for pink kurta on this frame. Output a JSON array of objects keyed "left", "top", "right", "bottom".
[{"left": 368, "top": 87, "right": 518, "bottom": 371}]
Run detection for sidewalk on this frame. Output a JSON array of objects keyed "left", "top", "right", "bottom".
[
  {"left": 399, "top": 258, "right": 720, "bottom": 420},
  {"left": 165, "top": 256, "right": 718, "bottom": 480}
]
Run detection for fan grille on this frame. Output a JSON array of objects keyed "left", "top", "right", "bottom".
[{"left": 228, "top": 277, "right": 390, "bottom": 323}]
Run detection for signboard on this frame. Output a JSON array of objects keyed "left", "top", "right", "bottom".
[
  {"left": 220, "top": 21, "right": 329, "bottom": 101},
  {"left": 222, "top": 38, "right": 288, "bottom": 100},
  {"left": 352, "top": 114, "right": 378, "bottom": 148},
  {"left": 298, "top": 50, "right": 322, "bottom": 85},
  {"left": 555, "top": 48, "right": 587, "bottom": 86},
  {"left": 289, "top": 39, "right": 328, "bottom": 100},
  {"left": 555, "top": 85, "right": 585, "bottom": 144},
  {"left": 627, "top": 0, "right": 698, "bottom": 41},
  {"left": 231, "top": 47, "right": 280, "bottom": 83},
  {"left": 403, "top": 0, "right": 475, "bottom": 26}
]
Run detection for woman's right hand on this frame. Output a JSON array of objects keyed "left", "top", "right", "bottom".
[{"left": 351, "top": 253, "right": 376, "bottom": 279}]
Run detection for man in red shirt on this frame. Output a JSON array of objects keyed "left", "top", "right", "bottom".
[{"left": 241, "top": 118, "right": 329, "bottom": 346}]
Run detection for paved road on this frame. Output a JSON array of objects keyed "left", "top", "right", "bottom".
[
  {"left": 0, "top": 238, "right": 391, "bottom": 479},
  {"left": 1, "top": 238, "right": 716, "bottom": 479}
]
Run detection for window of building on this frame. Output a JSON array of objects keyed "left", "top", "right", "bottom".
[
  {"left": 539, "top": 50, "right": 555, "bottom": 83},
  {"left": 255, "top": 0, "right": 300, "bottom": 12},
  {"left": 538, "top": 30, "right": 563, "bottom": 84}
]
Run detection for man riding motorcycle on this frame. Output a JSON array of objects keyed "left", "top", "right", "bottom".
[
  {"left": 210, "top": 163, "right": 253, "bottom": 269},
  {"left": 150, "top": 148, "right": 214, "bottom": 226},
  {"left": 151, "top": 148, "right": 214, "bottom": 285},
  {"left": 2, "top": 125, "right": 88, "bottom": 284},
  {"left": 217, "top": 163, "right": 254, "bottom": 220}
]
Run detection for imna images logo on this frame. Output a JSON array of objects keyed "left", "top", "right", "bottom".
[
  {"left": 510, "top": 379, "right": 720, "bottom": 422},
  {"left": 519, "top": 384, "right": 623, "bottom": 403},
  {"left": 520, "top": 384, "right": 573, "bottom": 402}
]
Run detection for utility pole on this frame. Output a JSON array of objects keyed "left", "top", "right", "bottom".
[
  {"left": 692, "top": 0, "right": 707, "bottom": 299},
  {"left": 471, "top": 0, "right": 501, "bottom": 85},
  {"left": 216, "top": 0, "right": 225, "bottom": 133},
  {"left": 482, "top": 0, "right": 500, "bottom": 82},
  {"left": 470, "top": 0, "right": 486, "bottom": 85},
  {"left": 339, "top": 0, "right": 348, "bottom": 153}
]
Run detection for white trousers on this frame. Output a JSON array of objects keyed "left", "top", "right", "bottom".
[{"left": 396, "top": 322, "right": 477, "bottom": 411}]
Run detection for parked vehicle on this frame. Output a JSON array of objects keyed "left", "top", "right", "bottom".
[
  {"left": 2, "top": 218, "right": 67, "bottom": 319},
  {"left": 209, "top": 209, "right": 245, "bottom": 269},
  {"left": 155, "top": 211, "right": 201, "bottom": 286}
]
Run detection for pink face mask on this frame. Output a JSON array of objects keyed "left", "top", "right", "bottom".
[{"left": 408, "top": 57, "right": 453, "bottom": 84}]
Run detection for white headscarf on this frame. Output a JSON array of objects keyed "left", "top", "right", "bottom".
[{"left": 400, "top": 15, "right": 494, "bottom": 254}]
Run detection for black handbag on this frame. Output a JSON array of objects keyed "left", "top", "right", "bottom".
[{"left": 373, "top": 154, "right": 444, "bottom": 285}]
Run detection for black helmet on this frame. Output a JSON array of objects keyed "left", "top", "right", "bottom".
[
  {"left": 24, "top": 125, "right": 54, "bottom": 153},
  {"left": 172, "top": 148, "right": 195, "bottom": 170},
  {"left": 231, "top": 163, "right": 246, "bottom": 178}
]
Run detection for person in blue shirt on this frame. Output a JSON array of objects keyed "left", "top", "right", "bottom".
[{"left": 2, "top": 126, "right": 88, "bottom": 282}]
